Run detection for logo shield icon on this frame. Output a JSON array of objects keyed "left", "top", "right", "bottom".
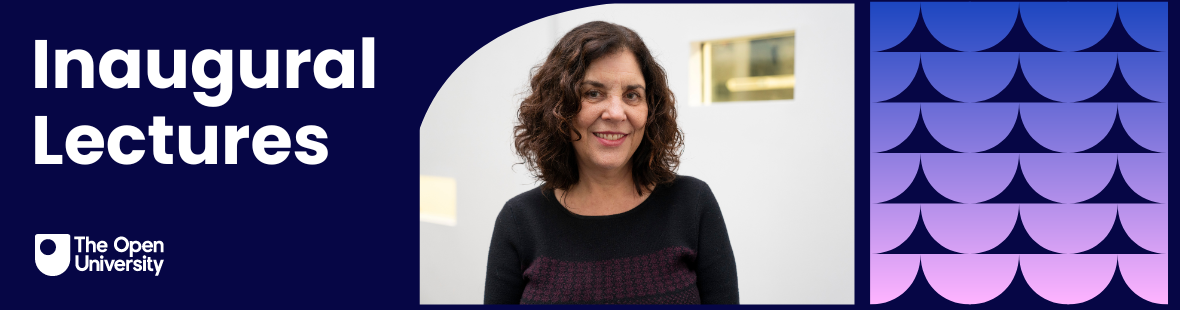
[{"left": 35, "top": 234, "right": 70, "bottom": 276}]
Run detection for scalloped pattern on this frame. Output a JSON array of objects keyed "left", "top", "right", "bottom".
[{"left": 871, "top": 2, "right": 1167, "bottom": 305}]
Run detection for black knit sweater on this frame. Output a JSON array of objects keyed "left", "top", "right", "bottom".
[{"left": 484, "top": 176, "right": 739, "bottom": 304}]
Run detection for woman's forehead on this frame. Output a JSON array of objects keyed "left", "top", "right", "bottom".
[
  {"left": 588, "top": 51, "right": 639, "bottom": 71},
  {"left": 584, "top": 52, "right": 645, "bottom": 87}
]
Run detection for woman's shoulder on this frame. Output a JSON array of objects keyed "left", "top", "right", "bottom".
[
  {"left": 502, "top": 185, "right": 554, "bottom": 215},
  {"left": 664, "top": 175, "right": 713, "bottom": 194},
  {"left": 656, "top": 175, "right": 719, "bottom": 212}
]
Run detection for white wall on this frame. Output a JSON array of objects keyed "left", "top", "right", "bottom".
[{"left": 420, "top": 4, "right": 854, "bottom": 304}]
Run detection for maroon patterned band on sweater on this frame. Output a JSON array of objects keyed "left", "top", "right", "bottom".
[
  {"left": 485, "top": 176, "right": 738, "bottom": 304},
  {"left": 521, "top": 247, "right": 699, "bottom": 304}
]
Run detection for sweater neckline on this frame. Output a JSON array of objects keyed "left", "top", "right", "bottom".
[{"left": 545, "top": 185, "right": 661, "bottom": 220}]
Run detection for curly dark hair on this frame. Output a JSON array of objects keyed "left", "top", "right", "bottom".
[{"left": 514, "top": 21, "right": 684, "bottom": 196}]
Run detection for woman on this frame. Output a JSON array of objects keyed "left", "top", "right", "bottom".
[{"left": 485, "top": 21, "right": 738, "bottom": 304}]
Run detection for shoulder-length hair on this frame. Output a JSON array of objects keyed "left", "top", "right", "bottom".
[{"left": 514, "top": 21, "right": 683, "bottom": 195}]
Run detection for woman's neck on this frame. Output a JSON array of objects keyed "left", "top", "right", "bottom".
[{"left": 556, "top": 164, "right": 651, "bottom": 216}]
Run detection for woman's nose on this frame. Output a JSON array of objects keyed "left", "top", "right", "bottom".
[{"left": 601, "top": 94, "right": 627, "bottom": 121}]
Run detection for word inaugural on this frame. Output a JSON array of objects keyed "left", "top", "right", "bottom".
[
  {"left": 74, "top": 236, "right": 165, "bottom": 276},
  {"left": 31, "top": 38, "right": 374, "bottom": 165}
]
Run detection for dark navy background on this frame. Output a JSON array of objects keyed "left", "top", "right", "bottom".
[
  {"left": 1, "top": 1, "right": 589, "bottom": 308},
  {"left": 0, "top": 1, "right": 1170, "bottom": 308}
]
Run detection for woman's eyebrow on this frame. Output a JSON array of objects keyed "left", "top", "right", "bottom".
[
  {"left": 581, "top": 80, "right": 606, "bottom": 88},
  {"left": 581, "top": 81, "right": 644, "bottom": 91}
]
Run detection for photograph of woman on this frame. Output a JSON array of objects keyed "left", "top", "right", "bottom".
[
  {"left": 483, "top": 21, "right": 738, "bottom": 304},
  {"left": 420, "top": 4, "right": 853, "bottom": 305}
]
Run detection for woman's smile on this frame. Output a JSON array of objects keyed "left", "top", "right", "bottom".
[{"left": 592, "top": 131, "right": 628, "bottom": 146}]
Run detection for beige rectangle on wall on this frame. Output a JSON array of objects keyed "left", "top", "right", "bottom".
[
  {"left": 692, "top": 30, "right": 796, "bottom": 104},
  {"left": 420, "top": 175, "right": 457, "bottom": 226}
]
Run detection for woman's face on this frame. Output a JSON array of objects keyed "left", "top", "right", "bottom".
[{"left": 571, "top": 50, "right": 648, "bottom": 174}]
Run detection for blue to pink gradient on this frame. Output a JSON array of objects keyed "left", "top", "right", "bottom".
[
  {"left": 1119, "top": 205, "right": 1169, "bottom": 253},
  {"left": 1107, "top": 53, "right": 1168, "bottom": 102},
  {"left": 1020, "top": 154, "right": 1113, "bottom": 203},
  {"left": 923, "top": 254, "right": 1019, "bottom": 304},
  {"left": 1024, "top": 2, "right": 1169, "bottom": 52},
  {"left": 870, "top": 154, "right": 924, "bottom": 203},
  {"left": 872, "top": 2, "right": 1169, "bottom": 52},
  {"left": 1022, "top": 254, "right": 1117, "bottom": 304},
  {"left": 922, "top": 205, "right": 1016, "bottom": 253},
  {"left": 870, "top": 254, "right": 920, "bottom": 304},
  {"left": 917, "top": 104, "right": 1014, "bottom": 154},
  {"left": 1120, "top": 103, "right": 1170, "bottom": 152},
  {"left": 870, "top": 3, "right": 923, "bottom": 52},
  {"left": 1120, "top": 254, "right": 1169, "bottom": 304},
  {"left": 870, "top": 204, "right": 920, "bottom": 253},
  {"left": 922, "top": 53, "right": 1033, "bottom": 102},
  {"left": 1118, "top": 154, "right": 1168, "bottom": 203},
  {"left": 1022, "top": 204, "right": 1116, "bottom": 253},
  {"left": 1022, "top": 104, "right": 1124, "bottom": 153},
  {"left": 1022, "top": 54, "right": 1120, "bottom": 102},
  {"left": 872, "top": 1, "right": 1167, "bottom": 306},
  {"left": 921, "top": 154, "right": 1033, "bottom": 203},
  {"left": 869, "top": 103, "right": 1169, "bottom": 156},
  {"left": 1022, "top": 3, "right": 1127, "bottom": 52}
]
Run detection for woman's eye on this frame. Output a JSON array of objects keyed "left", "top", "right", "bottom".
[{"left": 586, "top": 91, "right": 601, "bottom": 99}]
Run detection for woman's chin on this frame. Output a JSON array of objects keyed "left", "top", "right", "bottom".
[{"left": 587, "top": 158, "right": 632, "bottom": 172}]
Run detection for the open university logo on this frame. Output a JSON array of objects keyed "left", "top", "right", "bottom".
[
  {"left": 34, "top": 234, "right": 165, "bottom": 276},
  {"left": 35, "top": 234, "right": 71, "bottom": 276}
]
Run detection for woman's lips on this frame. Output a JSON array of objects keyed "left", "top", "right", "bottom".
[{"left": 593, "top": 132, "right": 628, "bottom": 147}]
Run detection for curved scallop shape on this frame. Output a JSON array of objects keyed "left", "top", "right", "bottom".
[
  {"left": 871, "top": 204, "right": 921, "bottom": 253},
  {"left": 1118, "top": 3, "right": 1169, "bottom": 52},
  {"left": 922, "top": 204, "right": 1017, "bottom": 253},
  {"left": 1119, "top": 154, "right": 1168, "bottom": 204},
  {"left": 869, "top": 3, "right": 922, "bottom": 52},
  {"left": 1078, "top": 110, "right": 1159, "bottom": 154},
  {"left": 1119, "top": 254, "right": 1169, "bottom": 304},
  {"left": 879, "top": 109, "right": 961, "bottom": 154},
  {"left": 870, "top": 54, "right": 920, "bottom": 104},
  {"left": 878, "top": 59, "right": 961, "bottom": 103},
  {"left": 1020, "top": 53, "right": 1114, "bottom": 103},
  {"left": 869, "top": 102, "right": 919, "bottom": 153},
  {"left": 870, "top": 153, "right": 919, "bottom": 203},
  {"left": 979, "top": 111, "right": 1059, "bottom": 153},
  {"left": 1020, "top": 153, "right": 1114, "bottom": 204},
  {"left": 1120, "top": 104, "right": 1169, "bottom": 153},
  {"left": 923, "top": 254, "right": 1018, "bottom": 304},
  {"left": 1119, "top": 54, "right": 1168, "bottom": 103},
  {"left": 1120, "top": 204, "right": 1169, "bottom": 253},
  {"left": 1078, "top": 59, "right": 1158, "bottom": 103},
  {"left": 921, "top": 153, "right": 1017, "bottom": 204},
  {"left": 1022, "top": 254, "right": 1117, "bottom": 304},
  {"left": 1020, "top": 3, "right": 1117, "bottom": 52},
  {"left": 977, "top": 59, "right": 1060, "bottom": 103},
  {"left": 1022, "top": 204, "right": 1116, "bottom": 253},
  {"left": 919, "top": 3, "right": 1015, "bottom": 52},
  {"left": 921, "top": 103, "right": 1016, "bottom": 153},
  {"left": 1021, "top": 102, "right": 1116, "bottom": 153},
  {"left": 870, "top": 254, "right": 921, "bottom": 304},
  {"left": 921, "top": 53, "right": 1015, "bottom": 102}
]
